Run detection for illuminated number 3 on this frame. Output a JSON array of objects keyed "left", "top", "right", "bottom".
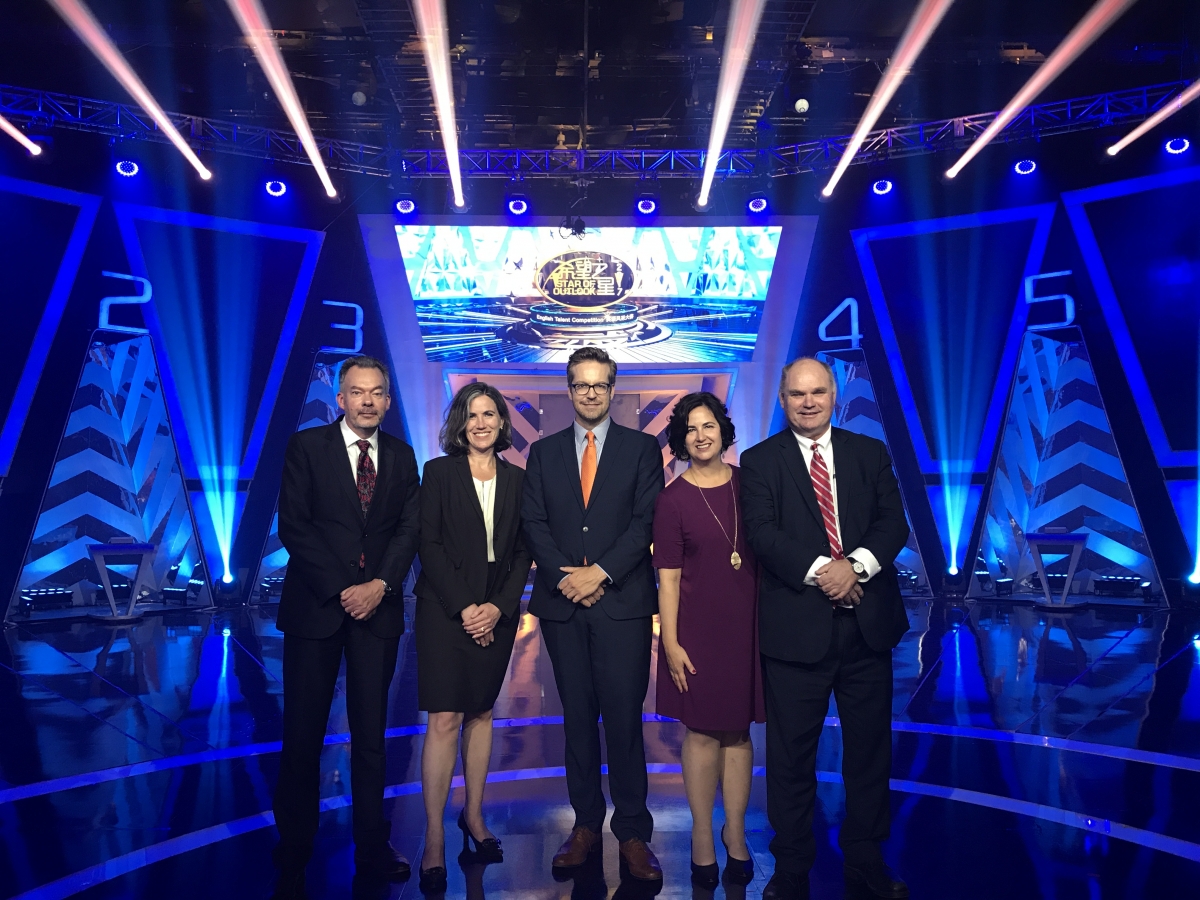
[
  {"left": 321, "top": 300, "right": 363, "bottom": 354},
  {"left": 98, "top": 271, "right": 152, "bottom": 334},
  {"left": 818, "top": 297, "right": 863, "bottom": 349}
]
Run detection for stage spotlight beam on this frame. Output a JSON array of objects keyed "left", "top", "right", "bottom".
[
  {"left": 946, "top": 0, "right": 1139, "bottom": 180},
  {"left": 697, "top": 0, "right": 768, "bottom": 208},
  {"left": 1106, "top": 80, "right": 1200, "bottom": 157},
  {"left": 412, "top": 0, "right": 465, "bottom": 208},
  {"left": 44, "top": 0, "right": 212, "bottom": 180},
  {"left": 224, "top": 0, "right": 338, "bottom": 198},
  {"left": 821, "top": 0, "right": 957, "bottom": 199},
  {"left": 0, "top": 112, "right": 43, "bottom": 156}
]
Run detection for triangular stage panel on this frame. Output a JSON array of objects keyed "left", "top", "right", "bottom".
[
  {"left": 970, "top": 328, "right": 1162, "bottom": 604},
  {"left": 112, "top": 204, "right": 324, "bottom": 583},
  {"left": 852, "top": 204, "right": 1057, "bottom": 573},
  {"left": 251, "top": 352, "right": 345, "bottom": 599},
  {"left": 0, "top": 177, "right": 100, "bottom": 478},
  {"left": 7, "top": 332, "right": 211, "bottom": 619},
  {"left": 819, "top": 349, "right": 930, "bottom": 594}
]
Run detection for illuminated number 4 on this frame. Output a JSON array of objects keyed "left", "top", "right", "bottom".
[
  {"left": 98, "top": 271, "right": 152, "bottom": 334},
  {"left": 818, "top": 297, "right": 862, "bottom": 349}
]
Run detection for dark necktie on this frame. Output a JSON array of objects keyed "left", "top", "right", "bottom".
[
  {"left": 809, "top": 443, "right": 843, "bottom": 559},
  {"left": 356, "top": 439, "right": 375, "bottom": 569}
]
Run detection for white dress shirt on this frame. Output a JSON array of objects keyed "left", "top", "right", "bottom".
[
  {"left": 473, "top": 475, "right": 497, "bottom": 563},
  {"left": 794, "top": 428, "right": 881, "bottom": 594},
  {"left": 340, "top": 418, "right": 379, "bottom": 479}
]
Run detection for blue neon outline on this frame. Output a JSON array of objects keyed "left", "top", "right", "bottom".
[
  {"left": 852, "top": 203, "right": 1057, "bottom": 474},
  {"left": 0, "top": 177, "right": 101, "bottom": 477},
  {"left": 111, "top": 203, "right": 324, "bottom": 479},
  {"left": 1062, "top": 166, "right": 1200, "bottom": 468}
]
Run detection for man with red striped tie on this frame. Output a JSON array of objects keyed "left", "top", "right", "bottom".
[{"left": 740, "top": 357, "right": 911, "bottom": 900}]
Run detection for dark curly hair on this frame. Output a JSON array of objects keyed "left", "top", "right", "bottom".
[
  {"left": 666, "top": 392, "right": 736, "bottom": 461},
  {"left": 439, "top": 382, "right": 513, "bottom": 456}
]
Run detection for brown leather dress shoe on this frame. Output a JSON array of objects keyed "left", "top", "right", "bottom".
[
  {"left": 618, "top": 838, "right": 663, "bottom": 881},
  {"left": 552, "top": 826, "right": 601, "bottom": 868}
]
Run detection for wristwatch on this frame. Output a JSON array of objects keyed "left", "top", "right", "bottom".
[
  {"left": 378, "top": 578, "right": 392, "bottom": 593},
  {"left": 847, "top": 557, "right": 867, "bottom": 581}
]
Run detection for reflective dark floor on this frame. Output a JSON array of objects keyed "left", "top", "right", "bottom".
[{"left": 3, "top": 598, "right": 1200, "bottom": 899}]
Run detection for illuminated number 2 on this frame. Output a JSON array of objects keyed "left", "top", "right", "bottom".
[
  {"left": 818, "top": 297, "right": 862, "bottom": 349},
  {"left": 321, "top": 300, "right": 363, "bottom": 354},
  {"left": 98, "top": 271, "right": 152, "bottom": 334},
  {"left": 1024, "top": 270, "right": 1075, "bottom": 330}
]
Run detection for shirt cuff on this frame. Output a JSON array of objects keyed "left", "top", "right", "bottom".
[
  {"left": 847, "top": 548, "right": 881, "bottom": 581},
  {"left": 804, "top": 556, "right": 833, "bottom": 586},
  {"left": 594, "top": 564, "right": 611, "bottom": 584}
]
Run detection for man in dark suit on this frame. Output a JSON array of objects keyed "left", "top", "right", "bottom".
[
  {"left": 741, "top": 357, "right": 911, "bottom": 900},
  {"left": 272, "top": 355, "right": 420, "bottom": 899},
  {"left": 522, "top": 346, "right": 665, "bottom": 882}
]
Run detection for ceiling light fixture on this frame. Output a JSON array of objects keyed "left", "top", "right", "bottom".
[
  {"left": 1165, "top": 137, "right": 1191, "bottom": 155},
  {"left": 1014, "top": 159, "right": 1037, "bottom": 175},
  {"left": 1106, "top": 81, "right": 1200, "bottom": 157},
  {"left": 821, "top": 0, "right": 957, "bottom": 198},
  {"left": 696, "top": 0, "right": 768, "bottom": 208},
  {"left": 44, "top": 0, "right": 212, "bottom": 180},
  {"left": 411, "top": 0, "right": 466, "bottom": 208},
  {"left": 946, "top": 0, "right": 1139, "bottom": 179},
  {"left": 115, "top": 159, "right": 140, "bottom": 177},
  {"left": 0, "top": 113, "right": 43, "bottom": 156},
  {"left": 872, "top": 179, "right": 894, "bottom": 196},
  {"left": 224, "top": 0, "right": 338, "bottom": 197},
  {"left": 265, "top": 179, "right": 287, "bottom": 197}
]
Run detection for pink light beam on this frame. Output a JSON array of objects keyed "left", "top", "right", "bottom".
[
  {"left": 411, "top": 0, "right": 465, "bottom": 207},
  {"left": 697, "top": 0, "right": 767, "bottom": 208},
  {"left": 0, "top": 113, "right": 42, "bottom": 156},
  {"left": 1107, "top": 79, "right": 1200, "bottom": 156},
  {"left": 946, "top": 0, "right": 1139, "bottom": 179},
  {"left": 44, "top": 0, "right": 211, "bottom": 180},
  {"left": 225, "top": 0, "right": 337, "bottom": 197},
  {"left": 821, "top": 0, "right": 957, "bottom": 199}
]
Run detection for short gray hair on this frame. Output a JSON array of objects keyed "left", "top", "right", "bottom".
[
  {"left": 339, "top": 355, "right": 391, "bottom": 395},
  {"left": 778, "top": 356, "right": 836, "bottom": 396}
]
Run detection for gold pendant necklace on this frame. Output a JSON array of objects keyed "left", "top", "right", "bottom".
[{"left": 693, "top": 467, "right": 741, "bottom": 570}]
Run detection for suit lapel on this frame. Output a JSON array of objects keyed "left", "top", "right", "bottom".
[
  {"left": 780, "top": 430, "right": 823, "bottom": 526},
  {"left": 367, "top": 435, "right": 395, "bottom": 523},
  {"left": 586, "top": 421, "right": 623, "bottom": 510},
  {"left": 559, "top": 428, "right": 586, "bottom": 512},
  {"left": 831, "top": 428, "right": 856, "bottom": 544},
  {"left": 454, "top": 454, "right": 487, "bottom": 526},
  {"left": 328, "top": 421, "right": 366, "bottom": 524},
  {"left": 493, "top": 458, "right": 515, "bottom": 549}
]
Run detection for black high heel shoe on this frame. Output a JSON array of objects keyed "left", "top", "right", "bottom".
[
  {"left": 690, "top": 859, "right": 720, "bottom": 888},
  {"left": 721, "top": 824, "right": 754, "bottom": 885},
  {"left": 458, "top": 810, "right": 503, "bottom": 862},
  {"left": 418, "top": 865, "right": 447, "bottom": 894}
]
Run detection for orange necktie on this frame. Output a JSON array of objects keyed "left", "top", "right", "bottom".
[{"left": 581, "top": 430, "right": 597, "bottom": 507}]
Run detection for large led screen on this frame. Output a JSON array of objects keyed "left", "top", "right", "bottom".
[{"left": 395, "top": 224, "right": 782, "bottom": 363}]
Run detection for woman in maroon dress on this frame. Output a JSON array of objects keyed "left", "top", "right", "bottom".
[{"left": 654, "top": 392, "right": 764, "bottom": 889}]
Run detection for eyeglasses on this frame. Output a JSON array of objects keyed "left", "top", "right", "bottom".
[{"left": 569, "top": 382, "right": 613, "bottom": 396}]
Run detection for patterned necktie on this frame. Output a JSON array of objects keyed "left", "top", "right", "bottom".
[
  {"left": 809, "top": 443, "right": 843, "bottom": 559},
  {"left": 356, "top": 440, "right": 375, "bottom": 570},
  {"left": 580, "top": 431, "right": 597, "bottom": 507}
]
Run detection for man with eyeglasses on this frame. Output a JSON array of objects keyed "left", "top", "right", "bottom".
[{"left": 523, "top": 346, "right": 666, "bottom": 883}]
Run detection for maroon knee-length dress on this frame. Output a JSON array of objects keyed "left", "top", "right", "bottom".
[{"left": 653, "top": 468, "right": 765, "bottom": 731}]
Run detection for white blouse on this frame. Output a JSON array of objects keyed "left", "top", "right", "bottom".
[{"left": 473, "top": 475, "right": 497, "bottom": 563}]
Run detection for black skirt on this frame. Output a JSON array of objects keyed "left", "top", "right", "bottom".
[{"left": 416, "top": 563, "right": 519, "bottom": 714}]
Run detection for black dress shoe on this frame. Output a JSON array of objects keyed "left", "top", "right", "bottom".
[
  {"left": 763, "top": 870, "right": 810, "bottom": 900},
  {"left": 690, "top": 859, "right": 719, "bottom": 888},
  {"left": 269, "top": 868, "right": 307, "bottom": 900},
  {"left": 844, "top": 860, "right": 909, "bottom": 898},
  {"left": 418, "top": 865, "right": 447, "bottom": 894},
  {"left": 354, "top": 843, "right": 412, "bottom": 882}
]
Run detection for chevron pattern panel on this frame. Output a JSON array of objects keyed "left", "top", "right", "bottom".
[
  {"left": 819, "top": 349, "right": 930, "bottom": 594},
  {"left": 252, "top": 355, "right": 343, "bottom": 594},
  {"left": 971, "top": 328, "right": 1160, "bottom": 600},
  {"left": 10, "top": 333, "right": 208, "bottom": 616}
]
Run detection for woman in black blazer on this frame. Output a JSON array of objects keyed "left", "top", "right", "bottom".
[{"left": 415, "top": 382, "right": 532, "bottom": 892}]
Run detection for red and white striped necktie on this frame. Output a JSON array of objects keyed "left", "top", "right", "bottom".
[{"left": 809, "top": 443, "right": 843, "bottom": 559}]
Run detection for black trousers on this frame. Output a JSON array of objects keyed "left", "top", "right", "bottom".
[
  {"left": 540, "top": 604, "right": 653, "bottom": 842},
  {"left": 273, "top": 613, "right": 400, "bottom": 868},
  {"left": 762, "top": 609, "right": 893, "bottom": 876}
]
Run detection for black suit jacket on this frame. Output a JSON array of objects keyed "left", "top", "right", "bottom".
[
  {"left": 522, "top": 422, "right": 664, "bottom": 622},
  {"left": 740, "top": 427, "right": 910, "bottom": 663},
  {"left": 276, "top": 418, "right": 421, "bottom": 640},
  {"left": 415, "top": 454, "right": 533, "bottom": 620}
]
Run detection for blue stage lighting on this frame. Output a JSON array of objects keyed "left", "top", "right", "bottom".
[
  {"left": 636, "top": 195, "right": 658, "bottom": 215},
  {"left": 115, "top": 159, "right": 139, "bottom": 177},
  {"left": 1014, "top": 159, "right": 1037, "bottom": 175},
  {"left": 506, "top": 194, "right": 529, "bottom": 216},
  {"left": 1165, "top": 137, "right": 1190, "bottom": 155},
  {"left": 221, "top": 572, "right": 234, "bottom": 584},
  {"left": 747, "top": 192, "right": 769, "bottom": 214},
  {"left": 265, "top": 180, "right": 287, "bottom": 197},
  {"left": 1189, "top": 571, "right": 1200, "bottom": 585},
  {"left": 395, "top": 196, "right": 417, "bottom": 215},
  {"left": 872, "top": 179, "right": 893, "bottom": 196},
  {"left": 948, "top": 565, "right": 960, "bottom": 576},
  {"left": 222, "top": 627, "right": 231, "bottom": 637}
]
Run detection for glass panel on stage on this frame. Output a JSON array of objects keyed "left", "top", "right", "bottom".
[
  {"left": 819, "top": 349, "right": 931, "bottom": 595},
  {"left": 970, "top": 328, "right": 1162, "bottom": 606},
  {"left": 7, "top": 332, "right": 211, "bottom": 620}
]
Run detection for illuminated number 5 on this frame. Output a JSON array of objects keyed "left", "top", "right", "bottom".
[
  {"left": 322, "top": 300, "right": 364, "bottom": 354},
  {"left": 818, "top": 297, "right": 862, "bottom": 349},
  {"left": 99, "top": 271, "right": 152, "bottom": 334},
  {"left": 1024, "top": 270, "right": 1075, "bottom": 330}
]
